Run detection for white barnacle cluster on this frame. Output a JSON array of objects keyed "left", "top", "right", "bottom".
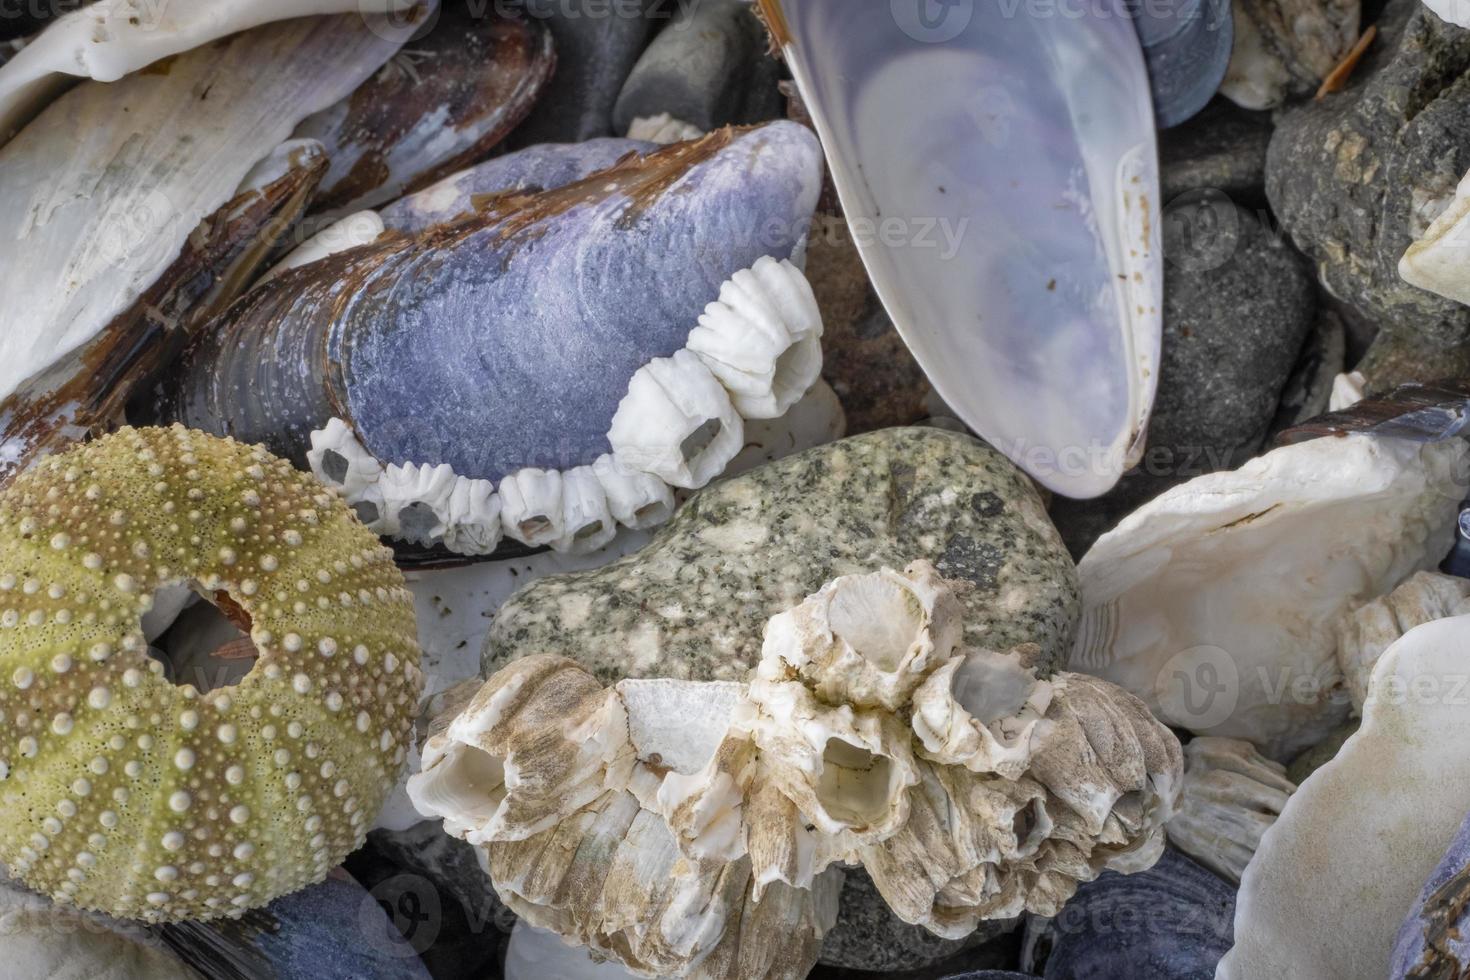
[
  {"left": 407, "top": 562, "right": 1182, "bottom": 979},
  {"left": 308, "top": 255, "right": 823, "bottom": 557}
]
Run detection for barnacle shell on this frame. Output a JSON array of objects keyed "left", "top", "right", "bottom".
[
  {"left": 628, "top": 114, "right": 705, "bottom": 144},
  {"left": 757, "top": 562, "right": 963, "bottom": 712},
  {"left": 1219, "top": 614, "right": 1470, "bottom": 979},
  {"left": 1334, "top": 571, "right": 1470, "bottom": 714},
  {"left": 591, "top": 454, "right": 675, "bottom": 531},
  {"left": 608, "top": 349, "right": 746, "bottom": 490},
  {"left": 556, "top": 466, "right": 618, "bottom": 555},
  {"left": 685, "top": 256, "right": 825, "bottom": 420},
  {"left": 499, "top": 469, "right": 565, "bottom": 548},
  {"left": 413, "top": 564, "right": 1180, "bottom": 978},
  {"left": 1164, "top": 737, "right": 1295, "bottom": 884},
  {"left": 0, "top": 426, "right": 422, "bottom": 921},
  {"left": 1073, "top": 433, "right": 1467, "bottom": 759},
  {"left": 910, "top": 649, "right": 1053, "bottom": 779}
]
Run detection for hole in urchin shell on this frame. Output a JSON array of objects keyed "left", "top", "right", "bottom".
[
  {"left": 816, "top": 738, "right": 893, "bottom": 827},
  {"left": 680, "top": 418, "right": 723, "bottom": 466},
  {"left": 147, "top": 584, "right": 259, "bottom": 694}
]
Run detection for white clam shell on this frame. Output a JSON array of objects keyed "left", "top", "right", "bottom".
[
  {"left": 1219, "top": 615, "right": 1470, "bottom": 979},
  {"left": 1072, "top": 434, "right": 1467, "bottom": 760},
  {"left": 0, "top": 0, "right": 423, "bottom": 143},
  {"left": 766, "top": 0, "right": 1161, "bottom": 497}
]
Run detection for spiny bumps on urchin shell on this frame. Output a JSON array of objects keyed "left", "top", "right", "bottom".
[{"left": 0, "top": 426, "right": 422, "bottom": 922}]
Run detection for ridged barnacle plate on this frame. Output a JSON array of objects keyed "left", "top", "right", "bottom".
[{"left": 0, "top": 426, "right": 422, "bottom": 922}]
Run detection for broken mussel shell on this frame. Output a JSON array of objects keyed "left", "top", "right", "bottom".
[
  {"left": 164, "top": 122, "right": 827, "bottom": 558},
  {"left": 0, "top": 0, "right": 427, "bottom": 144},
  {"left": 1129, "top": 0, "right": 1235, "bottom": 128},
  {"left": 1276, "top": 378, "right": 1470, "bottom": 446},
  {"left": 0, "top": 12, "right": 414, "bottom": 487},
  {"left": 293, "top": 2, "right": 555, "bottom": 222},
  {"left": 760, "top": 0, "right": 1162, "bottom": 498}
]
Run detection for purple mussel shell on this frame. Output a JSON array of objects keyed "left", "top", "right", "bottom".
[
  {"left": 1028, "top": 849, "right": 1235, "bottom": 980},
  {"left": 379, "top": 137, "right": 655, "bottom": 234},
  {"left": 1390, "top": 809, "right": 1470, "bottom": 977},
  {"left": 164, "top": 121, "right": 823, "bottom": 484}
]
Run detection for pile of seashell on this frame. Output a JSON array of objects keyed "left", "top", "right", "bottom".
[{"left": 5, "top": 0, "right": 1470, "bottom": 977}]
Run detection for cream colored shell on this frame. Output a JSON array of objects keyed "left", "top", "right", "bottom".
[{"left": 410, "top": 562, "right": 1182, "bottom": 978}]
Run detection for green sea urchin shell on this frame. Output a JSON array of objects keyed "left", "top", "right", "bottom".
[{"left": 0, "top": 426, "right": 422, "bottom": 922}]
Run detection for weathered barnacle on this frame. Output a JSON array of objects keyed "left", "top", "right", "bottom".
[
  {"left": 1334, "top": 570, "right": 1470, "bottom": 715},
  {"left": 0, "top": 425, "right": 422, "bottom": 922},
  {"left": 410, "top": 566, "right": 1181, "bottom": 979},
  {"left": 685, "top": 256, "right": 825, "bottom": 420},
  {"left": 608, "top": 349, "right": 747, "bottom": 490},
  {"left": 757, "top": 562, "right": 963, "bottom": 712},
  {"left": 910, "top": 648, "right": 1054, "bottom": 779},
  {"left": 1165, "top": 737, "right": 1295, "bottom": 884}
]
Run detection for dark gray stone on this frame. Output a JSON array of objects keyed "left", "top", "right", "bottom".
[
  {"left": 1266, "top": 0, "right": 1470, "bottom": 348},
  {"left": 344, "top": 821, "right": 510, "bottom": 980},
  {"left": 1024, "top": 849, "right": 1235, "bottom": 979},
  {"left": 1269, "top": 307, "right": 1347, "bottom": 436},
  {"left": 1050, "top": 200, "right": 1317, "bottom": 557},
  {"left": 1131, "top": 0, "right": 1235, "bottom": 128},
  {"left": 819, "top": 868, "right": 1015, "bottom": 972},
  {"left": 506, "top": 0, "right": 659, "bottom": 146},
  {"left": 613, "top": 0, "right": 785, "bottom": 133},
  {"left": 1160, "top": 98, "right": 1274, "bottom": 206}
]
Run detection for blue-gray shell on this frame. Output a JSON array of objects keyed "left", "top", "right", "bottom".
[
  {"left": 1391, "top": 809, "right": 1470, "bottom": 977},
  {"left": 379, "top": 138, "right": 655, "bottom": 233},
  {"left": 1030, "top": 849, "right": 1235, "bottom": 979}
]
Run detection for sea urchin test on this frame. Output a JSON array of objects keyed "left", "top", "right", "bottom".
[{"left": 0, "top": 426, "right": 422, "bottom": 922}]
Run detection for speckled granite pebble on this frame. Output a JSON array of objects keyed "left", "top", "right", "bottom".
[{"left": 483, "top": 427, "right": 1079, "bottom": 682}]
